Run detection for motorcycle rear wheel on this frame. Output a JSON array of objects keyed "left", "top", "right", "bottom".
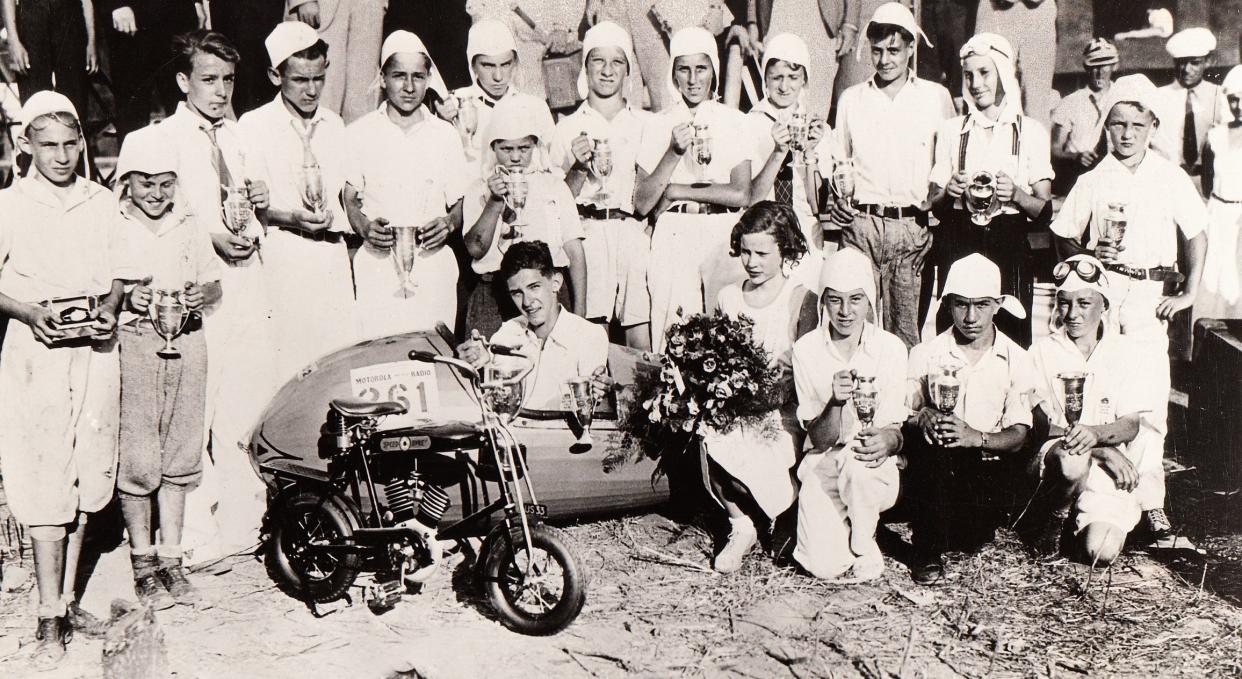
[
  {"left": 267, "top": 491, "right": 362, "bottom": 603},
  {"left": 482, "top": 524, "right": 587, "bottom": 635}
]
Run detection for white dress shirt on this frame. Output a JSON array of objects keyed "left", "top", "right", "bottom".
[
  {"left": 930, "top": 111, "right": 1054, "bottom": 216},
  {"left": 637, "top": 99, "right": 752, "bottom": 188},
  {"left": 792, "top": 322, "right": 909, "bottom": 443},
  {"left": 907, "top": 328, "right": 1036, "bottom": 434},
  {"left": 491, "top": 306, "right": 609, "bottom": 411},
  {"left": 549, "top": 100, "right": 650, "bottom": 213}
]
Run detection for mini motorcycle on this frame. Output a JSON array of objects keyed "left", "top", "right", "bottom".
[{"left": 261, "top": 338, "right": 587, "bottom": 635}]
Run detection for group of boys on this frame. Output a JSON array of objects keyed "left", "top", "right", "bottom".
[{"left": 0, "top": 3, "right": 1217, "bottom": 666}]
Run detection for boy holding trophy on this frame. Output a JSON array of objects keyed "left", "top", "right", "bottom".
[
  {"left": 113, "top": 125, "right": 223, "bottom": 610},
  {"left": 0, "top": 91, "right": 126, "bottom": 666}
]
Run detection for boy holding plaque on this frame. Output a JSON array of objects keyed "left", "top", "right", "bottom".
[
  {"left": 113, "top": 125, "right": 223, "bottom": 610},
  {"left": 1028, "top": 255, "right": 1147, "bottom": 565},
  {"left": 0, "top": 91, "right": 126, "bottom": 666}
]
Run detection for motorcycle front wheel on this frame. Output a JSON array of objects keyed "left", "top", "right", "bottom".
[
  {"left": 481, "top": 524, "right": 587, "bottom": 635},
  {"left": 267, "top": 491, "right": 362, "bottom": 603}
]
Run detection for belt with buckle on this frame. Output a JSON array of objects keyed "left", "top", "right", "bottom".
[
  {"left": 1105, "top": 263, "right": 1185, "bottom": 284},
  {"left": 666, "top": 202, "right": 737, "bottom": 216},
  {"left": 1211, "top": 193, "right": 1242, "bottom": 205},
  {"left": 577, "top": 204, "right": 637, "bottom": 221},
  {"left": 283, "top": 226, "right": 346, "bottom": 244},
  {"left": 856, "top": 203, "right": 926, "bottom": 220}
]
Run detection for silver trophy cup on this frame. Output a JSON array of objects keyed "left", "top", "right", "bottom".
[
  {"left": 149, "top": 289, "right": 190, "bottom": 358},
  {"left": 965, "top": 171, "right": 998, "bottom": 225}
]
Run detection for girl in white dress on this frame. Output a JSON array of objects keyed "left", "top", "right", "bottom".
[
  {"left": 1196, "top": 65, "right": 1242, "bottom": 321},
  {"left": 702, "top": 201, "right": 819, "bottom": 573}
]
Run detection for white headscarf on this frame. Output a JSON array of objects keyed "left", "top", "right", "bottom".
[
  {"left": 959, "top": 33, "right": 1022, "bottom": 124},
  {"left": 480, "top": 92, "right": 555, "bottom": 177},
  {"left": 114, "top": 125, "right": 178, "bottom": 195},
  {"left": 1089, "top": 73, "right": 1165, "bottom": 148},
  {"left": 1053, "top": 254, "right": 1119, "bottom": 335},
  {"left": 940, "top": 252, "right": 1026, "bottom": 318},
  {"left": 466, "top": 18, "right": 519, "bottom": 88},
  {"left": 818, "top": 248, "right": 878, "bottom": 328},
  {"left": 379, "top": 30, "right": 449, "bottom": 100},
  {"left": 577, "top": 21, "right": 636, "bottom": 100},
  {"left": 759, "top": 32, "right": 810, "bottom": 106},
  {"left": 666, "top": 26, "right": 720, "bottom": 105},
  {"left": 1223, "top": 65, "right": 1242, "bottom": 97},
  {"left": 863, "top": 2, "right": 932, "bottom": 69},
  {"left": 18, "top": 90, "right": 89, "bottom": 180}
]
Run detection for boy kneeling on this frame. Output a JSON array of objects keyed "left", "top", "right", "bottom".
[
  {"left": 114, "top": 126, "right": 222, "bottom": 608},
  {"left": 1029, "top": 255, "right": 1146, "bottom": 565}
]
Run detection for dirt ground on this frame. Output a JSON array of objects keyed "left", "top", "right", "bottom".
[{"left": 2, "top": 461, "right": 1241, "bottom": 679}]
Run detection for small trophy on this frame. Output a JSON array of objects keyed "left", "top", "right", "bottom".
[
  {"left": 1103, "top": 202, "right": 1127, "bottom": 247},
  {"left": 965, "top": 171, "right": 998, "bottom": 225},
  {"left": 830, "top": 158, "right": 856, "bottom": 206},
  {"left": 301, "top": 164, "right": 326, "bottom": 217},
  {"left": 390, "top": 224, "right": 421, "bottom": 295},
  {"left": 853, "top": 374, "right": 879, "bottom": 430},
  {"left": 786, "top": 111, "right": 808, "bottom": 166},
  {"left": 692, "top": 123, "right": 712, "bottom": 181},
  {"left": 591, "top": 138, "right": 614, "bottom": 206},
  {"left": 457, "top": 96, "right": 478, "bottom": 137},
  {"left": 932, "top": 364, "right": 962, "bottom": 416},
  {"left": 503, "top": 167, "right": 529, "bottom": 238},
  {"left": 222, "top": 186, "right": 254, "bottom": 237},
  {"left": 149, "top": 288, "right": 190, "bottom": 358},
  {"left": 1059, "top": 371, "right": 1089, "bottom": 427},
  {"left": 483, "top": 362, "right": 527, "bottom": 425},
  {"left": 567, "top": 377, "right": 596, "bottom": 445}
]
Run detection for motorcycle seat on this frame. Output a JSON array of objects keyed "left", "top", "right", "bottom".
[{"left": 330, "top": 398, "right": 408, "bottom": 418}]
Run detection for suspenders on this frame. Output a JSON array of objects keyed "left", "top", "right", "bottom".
[{"left": 956, "top": 115, "right": 1023, "bottom": 174}]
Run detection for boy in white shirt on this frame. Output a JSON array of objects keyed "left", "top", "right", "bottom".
[
  {"left": 344, "top": 31, "right": 470, "bottom": 339},
  {"left": 1029, "top": 255, "right": 1147, "bottom": 565},
  {"left": 905, "top": 253, "right": 1037, "bottom": 585},
  {"left": 240, "top": 21, "right": 357, "bottom": 378},
  {"left": 549, "top": 21, "right": 653, "bottom": 348},
  {"left": 460, "top": 241, "right": 610, "bottom": 412},
  {"left": 1050, "top": 74, "right": 1208, "bottom": 545},
  {"left": 113, "top": 125, "right": 223, "bottom": 611},
  {"left": 792, "top": 248, "right": 907, "bottom": 581},
  {"left": 0, "top": 92, "right": 125, "bottom": 666}
]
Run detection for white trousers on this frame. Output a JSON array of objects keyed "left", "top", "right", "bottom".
[
  {"left": 264, "top": 230, "right": 358, "bottom": 381},
  {"left": 793, "top": 449, "right": 899, "bottom": 579},
  {"left": 1112, "top": 277, "right": 1169, "bottom": 511},
  {"left": 354, "top": 242, "right": 459, "bottom": 340},
  {"left": 647, "top": 210, "right": 745, "bottom": 352},
  {"left": 581, "top": 215, "right": 650, "bottom": 324}
]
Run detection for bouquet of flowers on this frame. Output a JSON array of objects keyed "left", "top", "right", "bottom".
[{"left": 608, "top": 311, "right": 783, "bottom": 471}]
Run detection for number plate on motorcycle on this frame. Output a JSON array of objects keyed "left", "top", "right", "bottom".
[
  {"left": 525, "top": 504, "right": 547, "bottom": 518},
  {"left": 380, "top": 435, "right": 432, "bottom": 452}
]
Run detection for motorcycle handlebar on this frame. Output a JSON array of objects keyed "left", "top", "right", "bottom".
[{"left": 408, "top": 348, "right": 533, "bottom": 390}]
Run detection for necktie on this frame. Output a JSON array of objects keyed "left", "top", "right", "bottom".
[
  {"left": 774, "top": 150, "right": 794, "bottom": 206},
  {"left": 203, "top": 123, "right": 235, "bottom": 192},
  {"left": 1183, "top": 89, "right": 1199, "bottom": 169},
  {"left": 292, "top": 118, "right": 321, "bottom": 168}
]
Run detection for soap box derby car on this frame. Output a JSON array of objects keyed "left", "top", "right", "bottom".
[{"left": 247, "top": 329, "right": 669, "bottom": 527}]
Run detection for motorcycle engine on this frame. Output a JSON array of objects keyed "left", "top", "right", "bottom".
[{"left": 380, "top": 472, "right": 451, "bottom": 529}]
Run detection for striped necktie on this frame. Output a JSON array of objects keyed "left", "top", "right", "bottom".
[{"left": 202, "top": 122, "right": 235, "bottom": 192}]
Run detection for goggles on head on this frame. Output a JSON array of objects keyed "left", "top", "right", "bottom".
[{"left": 1053, "top": 258, "right": 1107, "bottom": 286}]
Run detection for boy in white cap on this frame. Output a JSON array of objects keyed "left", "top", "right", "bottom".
[
  {"left": 634, "top": 26, "right": 752, "bottom": 352},
  {"left": 344, "top": 30, "right": 470, "bottom": 340},
  {"left": 1028, "top": 255, "right": 1147, "bottom": 565},
  {"left": 745, "top": 32, "right": 834, "bottom": 293},
  {"left": 240, "top": 21, "right": 357, "bottom": 379},
  {"left": 287, "top": 0, "right": 385, "bottom": 124},
  {"left": 830, "top": 2, "right": 954, "bottom": 349},
  {"left": 1157, "top": 27, "right": 1228, "bottom": 188},
  {"left": 1050, "top": 73, "right": 1208, "bottom": 546},
  {"left": 1051, "top": 39, "right": 1119, "bottom": 188},
  {"left": 159, "top": 30, "right": 277, "bottom": 563},
  {"left": 112, "top": 125, "right": 223, "bottom": 611},
  {"left": 549, "top": 21, "right": 653, "bottom": 348},
  {"left": 464, "top": 92, "right": 586, "bottom": 336},
  {"left": 905, "top": 253, "right": 1036, "bottom": 585},
  {"left": 0, "top": 91, "right": 126, "bottom": 665},
  {"left": 791, "top": 248, "right": 907, "bottom": 581}
]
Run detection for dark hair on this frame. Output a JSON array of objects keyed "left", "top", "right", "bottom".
[
  {"left": 277, "top": 39, "right": 330, "bottom": 72},
  {"left": 500, "top": 240, "right": 556, "bottom": 281},
  {"left": 173, "top": 31, "right": 241, "bottom": 77},
  {"left": 729, "top": 201, "right": 808, "bottom": 263},
  {"left": 762, "top": 58, "right": 807, "bottom": 81},
  {"left": 865, "top": 23, "right": 914, "bottom": 47}
]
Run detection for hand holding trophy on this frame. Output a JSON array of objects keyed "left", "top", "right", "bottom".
[
  {"left": 566, "top": 377, "right": 597, "bottom": 445},
  {"left": 965, "top": 171, "right": 999, "bottom": 225},
  {"left": 591, "top": 138, "right": 614, "bottom": 206},
  {"left": 852, "top": 373, "right": 878, "bottom": 430},
  {"left": 830, "top": 158, "right": 857, "bottom": 206},
  {"left": 149, "top": 288, "right": 191, "bottom": 358}
]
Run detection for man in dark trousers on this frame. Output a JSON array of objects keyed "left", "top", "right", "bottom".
[{"left": 99, "top": 0, "right": 201, "bottom": 142}]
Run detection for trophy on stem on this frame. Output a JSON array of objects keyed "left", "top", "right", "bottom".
[
  {"left": 149, "top": 288, "right": 191, "bottom": 358},
  {"left": 483, "top": 362, "right": 527, "bottom": 426},
  {"left": 223, "top": 186, "right": 254, "bottom": 239},
  {"left": 932, "top": 363, "right": 962, "bottom": 416},
  {"left": 591, "top": 138, "right": 614, "bottom": 206},
  {"left": 501, "top": 167, "right": 529, "bottom": 242},
  {"left": 390, "top": 224, "right": 421, "bottom": 296},
  {"left": 786, "top": 111, "right": 809, "bottom": 167},
  {"left": 301, "top": 164, "right": 326, "bottom": 217},
  {"left": 566, "top": 377, "right": 597, "bottom": 445},
  {"left": 852, "top": 373, "right": 879, "bottom": 430},
  {"left": 965, "top": 171, "right": 998, "bottom": 225},
  {"left": 830, "top": 158, "right": 856, "bottom": 207},
  {"left": 1058, "top": 371, "right": 1089, "bottom": 427},
  {"left": 1102, "top": 202, "right": 1127, "bottom": 249},
  {"left": 691, "top": 123, "right": 712, "bottom": 182}
]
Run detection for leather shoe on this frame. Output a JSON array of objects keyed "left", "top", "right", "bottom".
[
  {"left": 911, "top": 555, "right": 944, "bottom": 586},
  {"left": 66, "top": 602, "right": 109, "bottom": 638}
]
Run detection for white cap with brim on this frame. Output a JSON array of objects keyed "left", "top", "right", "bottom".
[
  {"left": 940, "top": 253, "right": 1026, "bottom": 319},
  {"left": 667, "top": 27, "right": 720, "bottom": 104},
  {"left": 467, "top": 19, "right": 519, "bottom": 87},
  {"left": 1089, "top": 73, "right": 1166, "bottom": 144},
  {"left": 19, "top": 90, "right": 78, "bottom": 132},
  {"left": 577, "top": 21, "right": 637, "bottom": 100},
  {"left": 115, "top": 125, "right": 178, "bottom": 184},
  {"left": 380, "top": 30, "right": 449, "bottom": 100},
  {"left": 865, "top": 2, "right": 932, "bottom": 48},
  {"left": 266, "top": 20, "right": 319, "bottom": 69},
  {"left": 1166, "top": 27, "right": 1216, "bottom": 59},
  {"left": 818, "top": 248, "right": 877, "bottom": 313}
]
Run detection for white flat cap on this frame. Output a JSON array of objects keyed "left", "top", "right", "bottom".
[
  {"left": 1166, "top": 27, "right": 1216, "bottom": 59},
  {"left": 266, "top": 20, "right": 320, "bottom": 68},
  {"left": 940, "top": 253, "right": 1026, "bottom": 318},
  {"left": 19, "top": 90, "right": 78, "bottom": 131},
  {"left": 115, "top": 125, "right": 178, "bottom": 181}
]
